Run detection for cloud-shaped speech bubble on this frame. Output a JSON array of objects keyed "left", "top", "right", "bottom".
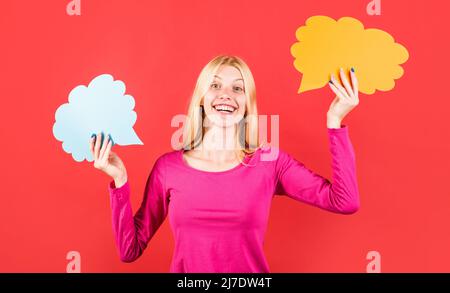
[
  {"left": 290, "top": 15, "right": 409, "bottom": 94},
  {"left": 52, "top": 74, "right": 143, "bottom": 162}
]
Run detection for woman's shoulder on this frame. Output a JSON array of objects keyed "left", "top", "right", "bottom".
[{"left": 154, "top": 149, "right": 182, "bottom": 165}]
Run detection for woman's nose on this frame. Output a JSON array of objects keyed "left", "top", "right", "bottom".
[
  {"left": 218, "top": 94, "right": 231, "bottom": 101},
  {"left": 218, "top": 87, "right": 234, "bottom": 98}
]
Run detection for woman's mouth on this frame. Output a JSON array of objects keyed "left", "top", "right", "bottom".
[{"left": 212, "top": 104, "right": 237, "bottom": 115}]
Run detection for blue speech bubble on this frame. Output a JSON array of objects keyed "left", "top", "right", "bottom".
[{"left": 52, "top": 74, "right": 143, "bottom": 162}]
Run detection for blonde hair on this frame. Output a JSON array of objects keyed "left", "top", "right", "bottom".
[{"left": 181, "top": 55, "right": 264, "bottom": 163}]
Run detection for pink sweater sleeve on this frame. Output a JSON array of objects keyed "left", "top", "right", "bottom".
[
  {"left": 108, "top": 156, "right": 168, "bottom": 262},
  {"left": 275, "top": 125, "right": 360, "bottom": 214}
]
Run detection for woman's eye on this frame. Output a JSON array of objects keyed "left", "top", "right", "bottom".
[
  {"left": 234, "top": 87, "right": 243, "bottom": 92},
  {"left": 211, "top": 83, "right": 220, "bottom": 89}
]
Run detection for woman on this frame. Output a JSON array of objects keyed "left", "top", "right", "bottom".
[{"left": 89, "top": 55, "right": 360, "bottom": 273}]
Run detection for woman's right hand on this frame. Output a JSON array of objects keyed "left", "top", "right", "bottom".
[{"left": 89, "top": 133, "right": 128, "bottom": 187}]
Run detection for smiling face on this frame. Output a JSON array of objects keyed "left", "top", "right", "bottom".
[{"left": 202, "top": 65, "right": 247, "bottom": 128}]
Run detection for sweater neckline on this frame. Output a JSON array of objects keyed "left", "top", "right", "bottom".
[{"left": 178, "top": 149, "right": 257, "bottom": 175}]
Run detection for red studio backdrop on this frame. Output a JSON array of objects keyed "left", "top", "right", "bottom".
[{"left": 0, "top": 0, "right": 448, "bottom": 272}]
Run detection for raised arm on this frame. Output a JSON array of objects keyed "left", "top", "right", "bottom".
[{"left": 275, "top": 126, "right": 360, "bottom": 214}]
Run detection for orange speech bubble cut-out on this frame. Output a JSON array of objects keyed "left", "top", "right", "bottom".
[{"left": 290, "top": 15, "right": 409, "bottom": 95}]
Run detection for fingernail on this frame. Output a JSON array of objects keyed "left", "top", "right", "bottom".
[
  {"left": 109, "top": 134, "right": 115, "bottom": 146},
  {"left": 100, "top": 132, "right": 105, "bottom": 147},
  {"left": 351, "top": 67, "right": 355, "bottom": 72},
  {"left": 91, "top": 133, "right": 96, "bottom": 139},
  {"left": 329, "top": 80, "right": 333, "bottom": 84}
]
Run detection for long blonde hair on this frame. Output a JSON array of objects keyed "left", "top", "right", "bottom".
[{"left": 181, "top": 55, "right": 262, "bottom": 162}]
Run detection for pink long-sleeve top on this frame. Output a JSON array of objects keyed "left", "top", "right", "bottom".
[{"left": 108, "top": 125, "right": 360, "bottom": 272}]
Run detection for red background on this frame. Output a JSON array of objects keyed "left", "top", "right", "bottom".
[{"left": 0, "top": 0, "right": 448, "bottom": 272}]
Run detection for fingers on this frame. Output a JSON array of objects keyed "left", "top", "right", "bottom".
[
  {"left": 330, "top": 73, "right": 350, "bottom": 100},
  {"left": 350, "top": 68, "right": 359, "bottom": 97},
  {"left": 99, "top": 134, "right": 111, "bottom": 161},
  {"left": 102, "top": 137, "right": 113, "bottom": 162},
  {"left": 94, "top": 132, "right": 102, "bottom": 160},
  {"left": 328, "top": 81, "right": 343, "bottom": 99},
  {"left": 89, "top": 134, "right": 95, "bottom": 157},
  {"left": 339, "top": 68, "right": 354, "bottom": 98},
  {"left": 90, "top": 132, "right": 115, "bottom": 164}
]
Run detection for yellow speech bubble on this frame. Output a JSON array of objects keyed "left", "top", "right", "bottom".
[{"left": 290, "top": 15, "right": 409, "bottom": 94}]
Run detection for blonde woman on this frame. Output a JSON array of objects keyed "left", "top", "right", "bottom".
[{"left": 89, "top": 55, "right": 360, "bottom": 273}]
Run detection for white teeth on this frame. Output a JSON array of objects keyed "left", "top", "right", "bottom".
[{"left": 214, "top": 105, "right": 235, "bottom": 112}]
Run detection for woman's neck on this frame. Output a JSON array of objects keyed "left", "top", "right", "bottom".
[{"left": 196, "top": 125, "right": 238, "bottom": 162}]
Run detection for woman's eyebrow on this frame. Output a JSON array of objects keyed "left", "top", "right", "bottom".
[{"left": 213, "top": 75, "right": 244, "bottom": 82}]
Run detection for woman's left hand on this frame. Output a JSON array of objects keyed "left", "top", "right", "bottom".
[{"left": 327, "top": 67, "right": 359, "bottom": 128}]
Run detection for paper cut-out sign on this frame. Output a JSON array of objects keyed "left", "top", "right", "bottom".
[
  {"left": 290, "top": 15, "right": 409, "bottom": 94},
  {"left": 52, "top": 74, "right": 143, "bottom": 162}
]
